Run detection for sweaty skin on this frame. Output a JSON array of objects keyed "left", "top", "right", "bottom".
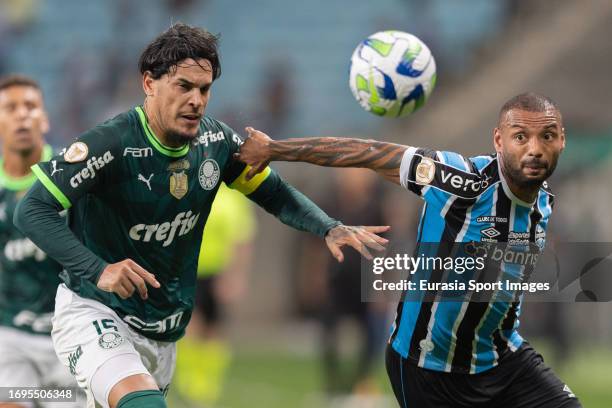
[{"left": 494, "top": 109, "right": 565, "bottom": 203}]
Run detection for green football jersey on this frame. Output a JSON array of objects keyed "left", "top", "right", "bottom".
[
  {"left": 0, "top": 145, "right": 62, "bottom": 334},
  {"left": 32, "top": 107, "right": 272, "bottom": 341}
]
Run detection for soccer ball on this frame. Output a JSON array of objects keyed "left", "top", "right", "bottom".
[{"left": 349, "top": 30, "right": 436, "bottom": 117}]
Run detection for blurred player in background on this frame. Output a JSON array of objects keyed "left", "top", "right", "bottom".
[
  {"left": 175, "top": 183, "right": 255, "bottom": 405},
  {"left": 14, "top": 23, "right": 388, "bottom": 408},
  {"left": 297, "top": 168, "right": 389, "bottom": 397},
  {"left": 236, "top": 92, "right": 582, "bottom": 408},
  {"left": 0, "top": 74, "right": 82, "bottom": 408}
]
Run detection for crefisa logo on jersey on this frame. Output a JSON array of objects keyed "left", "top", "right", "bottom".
[
  {"left": 69, "top": 151, "right": 114, "bottom": 188},
  {"left": 192, "top": 130, "right": 225, "bottom": 147},
  {"left": 129, "top": 210, "right": 200, "bottom": 247},
  {"left": 198, "top": 159, "right": 220, "bottom": 190}
]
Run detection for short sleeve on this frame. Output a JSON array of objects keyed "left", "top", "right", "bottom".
[{"left": 399, "top": 147, "right": 490, "bottom": 206}]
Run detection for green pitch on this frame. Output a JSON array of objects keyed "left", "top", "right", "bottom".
[{"left": 168, "top": 340, "right": 612, "bottom": 408}]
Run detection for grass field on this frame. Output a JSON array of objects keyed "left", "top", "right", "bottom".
[{"left": 168, "top": 340, "right": 612, "bottom": 408}]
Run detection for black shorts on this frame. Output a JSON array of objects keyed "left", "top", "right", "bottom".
[{"left": 385, "top": 343, "right": 581, "bottom": 408}]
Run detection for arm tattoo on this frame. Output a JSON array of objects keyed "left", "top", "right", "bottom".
[{"left": 269, "top": 137, "right": 407, "bottom": 172}]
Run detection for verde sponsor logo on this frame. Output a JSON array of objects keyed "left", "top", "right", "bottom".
[
  {"left": 69, "top": 151, "right": 114, "bottom": 188},
  {"left": 4, "top": 238, "right": 46, "bottom": 261},
  {"left": 192, "top": 130, "right": 225, "bottom": 147},
  {"left": 129, "top": 210, "right": 200, "bottom": 247},
  {"left": 67, "top": 345, "right": 83, "bottom": 375}
]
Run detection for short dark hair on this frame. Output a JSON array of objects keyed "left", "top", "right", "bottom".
[
  {"left": 499, "top": 92, "right": 561, "bottom": 124},
  {"left": 0, "top": 74, "right": 41, "bottom": 93},
  {"left": 138, "top": 23, "right": 221, "bottom": 80}
]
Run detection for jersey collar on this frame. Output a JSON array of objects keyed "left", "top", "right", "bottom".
[
  {"left": 135, "top": 106, "right": 190, "bottom": 158},
  {"left": 0, "top": 144, "right": 53, "bottom": 191},
  {"left": 497, "top": 156, "right": 537, "bottom": 207}
]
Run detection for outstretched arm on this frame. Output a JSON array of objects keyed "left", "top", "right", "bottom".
[
  {"left": 230, "top": 168, "right": 390, "bottom": 262},
  {"left": 234, "top": 127, "right": 408, "bottom": 184},
  {"left": 222, "top": 122, "right": 391, "bottom": 263}
]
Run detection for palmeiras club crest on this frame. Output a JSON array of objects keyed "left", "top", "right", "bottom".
[
  {"left": 198, "top": 159, "right": 221, "bottom": 190},
  {"left": 198, "top": 159, "right": 220, "bottom": 190}
]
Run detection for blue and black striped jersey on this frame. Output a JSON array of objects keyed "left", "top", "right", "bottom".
[{"left": 390, "top": 147, "right": 554, "bottom": 374}]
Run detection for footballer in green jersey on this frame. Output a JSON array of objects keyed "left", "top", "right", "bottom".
[
  {"left": 0, "top": 74, "right": 83, "bottom": 407},
  {"left": 0, "top": 143, "right": 56, "bottom": 334},
  {"left": 15, "top": 24, "right": 388, "bottom": 408}
]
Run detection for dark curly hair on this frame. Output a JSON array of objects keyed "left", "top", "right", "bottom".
[{"left": 138, "top": 23, "right": 221, "bottom": 80}]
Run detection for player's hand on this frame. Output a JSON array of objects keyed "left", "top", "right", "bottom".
[
  {"left": 97, "top": 259, "right": 160, "bottom": 300},
  {"left": 325, "top": 225, "right": 390, "bottom": 262},
  {"left": 233, "top": 127, "right": 272, "bottom": 180}
]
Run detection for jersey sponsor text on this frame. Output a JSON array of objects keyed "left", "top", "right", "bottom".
[
  {"left": 69, "top": 151, "right": 114, "bottom": 188},
  {"left": 192, "top": 130, "right": 225, "bottom": 147},
  {"left": 128, "top": 210, "right": 200, "bottom": 247},
  {"left": 4, "top": 238, "right": 46, "bottom": 261},
  {"left": 124, "top": 147, "right": 153, "bottom": 157}
]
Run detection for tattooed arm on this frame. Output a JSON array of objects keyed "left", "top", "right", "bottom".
[{"left": 234, "top": 127, "right": 408, "bottom": 185}]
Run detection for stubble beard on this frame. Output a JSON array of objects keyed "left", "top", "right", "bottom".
[
  {"left": 500, "top": 150, "right": 558, "bottom": 189},
  {"left": 166, "top": 130, "right": 196, "bottom": 146}
]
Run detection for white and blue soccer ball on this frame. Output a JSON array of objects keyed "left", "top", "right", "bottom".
[{"left": 349, "top": 30, "right": 436, "bottom": 118}]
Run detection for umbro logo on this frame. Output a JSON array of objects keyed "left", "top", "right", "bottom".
[{"left": 481, "top": 227, "right": 501, "bottom": 239}]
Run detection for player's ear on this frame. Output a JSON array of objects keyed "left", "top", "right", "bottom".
[
  {"left": 493, "top": 127, "right": 502, "bottom": 153},
  {"left": 560, "top": 127, "right": 566, "bottom": 150},
  {"left": 142, "top": 71, "right": 156, "bottom": 97}
]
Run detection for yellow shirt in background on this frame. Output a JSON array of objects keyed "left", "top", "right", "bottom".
[{"left": 197, "top": 183, "right": 255, "bottom": 277}]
